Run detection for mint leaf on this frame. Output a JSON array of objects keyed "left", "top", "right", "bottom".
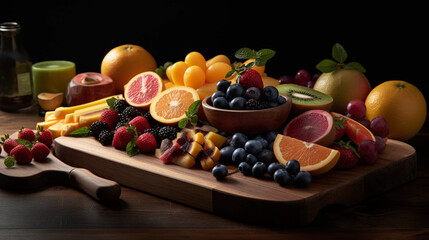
[
  {"left": 106, "top": 97, "right": 117, "bottom": 110},
  {"left": 332, "top": 43, "right": 348, "bottom": 63},
  {"left": 235, "top": 48, "right": 255, "bottom": 59},
  {"left": 316, "top": 59, "right": 338, "bottom": 73},
  {"left": 16, "top": 139, "right": 34, "bottom": 150},
  {"left": 126, "top": 136, "right": 139, "bottom": 157},
  {"left": 4, "top": 156, "right": 15, "bottom": 168},
  {"left": 70, "top": 127, "right": 91, "bottom": 137},
  {"left": 255, "top": 49, "right": 276, "bottom": 66},
  {"left": 155, "top": 61, "right": 173, "bottom": 79},
  {"left": 188, "top": 100, "right": 201, "bottom": 116},
  {"left": 178, "top": 118, "right": 188, "bottom": 129},
  {"left": 345, "top": 62, "right": 366, "bottom": 73}
]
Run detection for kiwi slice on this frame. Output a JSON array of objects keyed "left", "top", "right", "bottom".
[{"left": 276, "top": 84, "right": 333, "bottom": 115}]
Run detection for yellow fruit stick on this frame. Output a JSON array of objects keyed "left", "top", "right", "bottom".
[{"left": 54, "top": 94, "right": 122, "bottom": 118}]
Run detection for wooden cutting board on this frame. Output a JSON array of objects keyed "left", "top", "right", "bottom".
[
  {"left": 54, "top": 136, "right": 416, "bottom": 226},
  {"left": 0, "top": 133, "right": 121, "bottom": 202}
]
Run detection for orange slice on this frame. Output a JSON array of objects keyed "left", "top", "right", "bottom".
[
  {"left": 331, "top": 112, "right": 376, "bottom": 145},
  {"left": 273, "top": 134, "right": 340, "bottom": 176},
  {"left": 124, "top": 71, "right": 163, "bottom": 109},
  {"left": 149, "top": 86, "right": 200, "bottom": 125}
]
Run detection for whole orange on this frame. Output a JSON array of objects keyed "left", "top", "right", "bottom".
[
  {"left": 365, "top": 80, "right": 427, "bottom": 141},
  {"left": 101, "top": 44, "right": 157, "bottom": 93}
]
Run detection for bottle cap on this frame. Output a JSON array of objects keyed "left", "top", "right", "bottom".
[{"left": 0, "top": 22, "right": 21, "bottom": 32}]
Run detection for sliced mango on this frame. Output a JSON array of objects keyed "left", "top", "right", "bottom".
[
  {"left": 205, "top": 132, "right": 227, "bottom": 148},
  {"left": 47, "top": 120, "right": 79, "bottom": 138}
]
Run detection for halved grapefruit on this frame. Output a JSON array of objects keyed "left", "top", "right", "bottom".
[
  {"left": 283, "top": 110, "right": 336, "bottom": 146},
  {"left": 273, "top": 134, "right": 340, "bottom": 176},
  {"left": 331, "top": 112, "right": 376, "bottom": 145},
  {"left": 149, "top": 86, "right": 200, "bottom": 125},
  {"left": 124, "top": 71, "right": 163, "bottom": 109}
]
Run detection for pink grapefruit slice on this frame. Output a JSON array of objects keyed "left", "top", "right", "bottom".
[
  {"left": 331, "top": 112, "right": 376, "bottom": 145},
  {"left": 124, "top": 71, "right": 163, "bottom": 109},
  {"left": 283, "top": 110, "right": 336, "bottom": 146}
]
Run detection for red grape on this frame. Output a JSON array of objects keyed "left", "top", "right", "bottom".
[
  {"left": 347, "top": 99, "right": 367, "bottom": 119},
  {"left": 358, "top": 140, "right": 378, "bottom": 165},
  {"left": 370, "top": 117, "right": 389, "bottom": 138},
  {"left": 294, "top": 69, "right": 311, "bottom": 86},
  {"left": 374, "top": 136, "right": 386, "bottom": 153},
  {"left": 278, "top": 75, "right": 295, "bottom": 84}
]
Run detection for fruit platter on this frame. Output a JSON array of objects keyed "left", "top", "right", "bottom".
[{"left": 1, "top": 44, "right": 425, "bottom": 226}]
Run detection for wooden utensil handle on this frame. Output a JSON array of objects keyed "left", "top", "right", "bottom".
[{"left": 69, "top": 168, "right": 121, "bottom": 202}]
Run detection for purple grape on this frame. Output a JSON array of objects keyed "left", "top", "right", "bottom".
[
  {"left": 347, "top": 99, "right": 367, "bottom": 119},
  {"left": 307, "top": 73, "right": 321, "bottom": 88},
  {"left": 374, "top": 136, "right": 386, "bottom": 153},
  {"left": 358, "top": 140, "right": 378, "bottom": 165},
  {"left": 294, "top": 69, "right": 311, "bottom": 86},
  {"left": 370, "top": 117, "right": 389, "bottom": 138},
  {"left": 278, "top": 75, "right": 295, "bottom": 84},
  {"left": 245, "top": 87, "right": 261, "bottom": 100},
  {"left": 357, "top": 117, "right": 371, "bottom": 129}
]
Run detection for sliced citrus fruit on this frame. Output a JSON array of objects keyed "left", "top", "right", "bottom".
[
  {"left": 273, "top": 134, "right": 340, "bottom": 176},
  {"left": 149, "top": 86, "right": 200, "bottom": 125},
  {"left": 283, "top": 110, "right": 335, "bottom": 147},
  {"left": 331, "top": 112, "right": 376, "bottom": 145},
  {"left": 124, "top": 71, "right": 163, "bottom": 109},
  {"left": 206, "top": 54, "right": 231, "bottom": 67}
]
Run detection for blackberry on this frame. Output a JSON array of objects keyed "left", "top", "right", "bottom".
[
  {"left": 114, "top": 99, "right": 129, "bottom": 113},
  {"left": 98, "top": 130, "right": 114, "bottom": 146},
  {"left": 115, "top": 117, "right": 128, "bottom": 130},
  {"left": 122, "top": 106, "right": 141, "bottom": 121},
  {"left": 90, "top": 121, "right": 109, "bottom": 137},
  {"left": 245, "top": 99, "right": 265, "bottom": 110},
  {"left": 158, "top": 126, "right": 178, "bottom": 141},
  {"left": 143, "top": 111, "right": 157, "bottom": 126}
]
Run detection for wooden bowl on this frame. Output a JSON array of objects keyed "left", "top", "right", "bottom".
[{"left": 202, "top": 95, "right": 292, "bottom": 135}]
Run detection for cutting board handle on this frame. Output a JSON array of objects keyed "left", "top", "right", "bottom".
[{"left": 69, "top": 168, "right": 121, "bottom": 202}]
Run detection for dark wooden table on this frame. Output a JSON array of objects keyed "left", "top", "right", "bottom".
[{"left": 0, "top": 106, "right": 428, "bottom": 240}]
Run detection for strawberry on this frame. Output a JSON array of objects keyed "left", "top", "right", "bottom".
[
  {"left": 18, "top": 127, "right": 35, "bottom": 142},
  {"left": 1, "top": 134, "right": 19, "bottom": 154},
  {"left": 100, "top": 109, "right": 119, "bottom": 131},
  {"left": 112, "top": 126, "right": 135, "bottom": 150},
  {"left": 333, "top": 116, "right": 346, "bottom": 141},
  {"left": 332, "top": 140, "right": 359, "bottom": 170},
  {"left": 136, "top": 132, "right": 157, "bottom": 153},
  {"left": 10, "top": 145, "right": 32, "bottom": 164},
  {"left": 36, "top": 126, "right": 53, "bottom": 147},
  {"left": 31, "top": 142, "right": 50, "bottom": 161},
  {"left": 129, "top": 116, "right": 151, "bottom": 134},
  {"left": 238, "top": 69, "right": 263, "bottom": 90}
]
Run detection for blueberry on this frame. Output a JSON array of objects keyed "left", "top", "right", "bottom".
[
  {"left": 286, "top": 159, "right": 300, "bottom": 175},
  {"left": 294, "top": 171, "right": 312, "bottom": 187},
  {"left": 277, "top": 95, "right": 287, "bottom": 105},
  {"left": 212, "top": 164, "right": 228, "bottom": 180},
  {"left": 254, "top": 136, "right": 268, "bottom": 149},
  {"left": 257, "top": 149, "right": 275, "bottom": 165},
  {"left": 211, "top": 91, "right": 226, "bottom": 103},
  {"left": 244, "top": 87, "right": 261, "bottom": 100},
  {"left": 238, "top": 162, "right": 252, "bottom": 176},
  {"left": 262, "top": 86, "right": 279, "bottom": 102},
  {"left": 226, "top": 83, "right": 244, "bottom": 100},
  {"left": 231, "top": 148, "right": 247, "bottom": 165},
  {"left": 252, "top": 162, "right": 267, "bottom": 179},
  {"left": 230, "top": 133, "right": 248, "bottom": 148},
  {"left": 217, "top": 79, "right": 231, "bottom": 92},
  {"left": 267, "top": 141, "right": 274, "bottom": 151},
  {"left": 264, "top": 131, "right": 278, "bottom": 143},
  {"left": 213, "top": 96, "right": 229, "bottom": 109},
  {"left": 267, "top": 162, "right": 285, "bottom": 177},
  {"left": 244, "top": 139, "right": 263, "bottom": 155},
  {"left": 229, "top": 96, "right": 246, "bottom": 110},
  {"left": 273, "top": 169, "right": 292, "bottom": 186},
  {"left": 268, "top": 101, "right": 279, "bottom": 108},
  {"left": 245, "top": 153, "right": 258, "bottom": 166},
  {"left": 219, "top": 146, "right": 235, "bottom": 164}
]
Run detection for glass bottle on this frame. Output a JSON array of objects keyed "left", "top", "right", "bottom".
[{"left": 0, "top": 22, "right": 33, "bottom": 111}]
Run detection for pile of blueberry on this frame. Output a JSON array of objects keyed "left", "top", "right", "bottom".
[
  {"left": 211, "top": 131, "right": 312, "bottom": 188},
  {"left": 211, "top": 80, "right": 286, "bottom": 110}
]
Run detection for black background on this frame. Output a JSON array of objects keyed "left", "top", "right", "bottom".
[{"left": 3, "top": 1, "right": 428, "bottom": 99}]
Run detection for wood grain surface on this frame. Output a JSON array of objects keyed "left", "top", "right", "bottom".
[
  {"left": 1, "top": 106, "right": 428, "bottom": 239},
  {"left": 54, "top": 129, "right": 416, "bottom": 226}
]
